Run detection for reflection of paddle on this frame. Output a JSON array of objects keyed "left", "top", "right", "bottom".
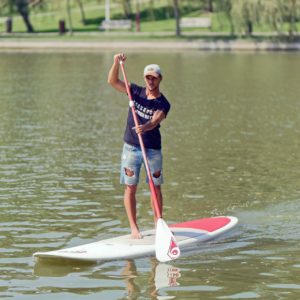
[
  {"left": 155, "top": 263, "right": 181, "bottom": 289},
  {"left": 119, "top": 60, "right": 180, "bottom": 262}
]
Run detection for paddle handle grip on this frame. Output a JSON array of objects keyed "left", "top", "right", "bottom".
[{"left": 119, "top": 61, "right": 162, "bottom": 219}]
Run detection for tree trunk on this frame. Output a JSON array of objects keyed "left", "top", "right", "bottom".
[
  {"left": 76, "top": 0, "right": 86, "bottom": 24},
  {"left": 136, "top": 0, "right": 140, "bottom": 32},
  {"left": 221, "top": 0, "right": 234, "bottom": 36},
  {"left": 173, "top": 0, "right": 180, "bottom": 36},
  {"left": 246, "top": 20, "right": 252, "bottom": 36},
  {"left": 208, "top": 0, "right": 213, "bottom": 12},
  {"left": 288, "top": 0, "right": 297, "bottom": 40},
  {"left": 122, "top": 0, "right": 132, "bottom": 18},
  {"left": 66, "top": 0, "right": 73, "bottom": 35},
  {"left": 148, "top": 0, "right": 155, "bottom": 21},
  {"left": 15, "top": 0, "right": 34, "bottom": 33}
]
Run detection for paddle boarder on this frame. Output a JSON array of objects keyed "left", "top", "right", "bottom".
[{"left": 108, "top": 53, "right": 171, "bottom": 239}]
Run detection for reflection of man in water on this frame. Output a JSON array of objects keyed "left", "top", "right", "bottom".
[
  {"left": 121, "top": 260, "right": 140, "bottom": 299},
  {"left": 121, "top": 259, "right": 181, "bottom": 299}
]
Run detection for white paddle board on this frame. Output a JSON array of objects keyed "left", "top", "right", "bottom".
[{"left": 33, "top": 216, "right": 238, "bottom": 262}]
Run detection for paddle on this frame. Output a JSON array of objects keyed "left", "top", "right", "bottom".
[{"left": 119, "top": 60, "right": 180, "bottom": 262}]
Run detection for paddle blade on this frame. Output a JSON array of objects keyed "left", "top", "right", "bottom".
[{"left": 155, "top": 218, "right": 180, "bottom": 262}]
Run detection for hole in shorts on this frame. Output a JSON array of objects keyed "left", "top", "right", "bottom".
[{"left": 124, "top": 168, "right": 135, "bottom": 177}]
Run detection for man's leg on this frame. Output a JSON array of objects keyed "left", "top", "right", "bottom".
[
  {"left": 124, "top": 184, "right": 142, "bottom": 239},
  {"left": 146, "top": 149, "right": 164, "bottom": 224},
  {"left": 120, "top": 144, "right": 143, "bottom": 239}
]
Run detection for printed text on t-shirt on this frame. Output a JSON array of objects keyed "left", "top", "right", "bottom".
[{"left": 134, "top": 101, "right": 154, "bottom": 120}]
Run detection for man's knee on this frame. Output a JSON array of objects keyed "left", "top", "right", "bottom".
[
  {"left": 125, "top": 184, "right": 137, "bottom": 194},
  {"left": 152, "top": 170, "right": 161, "bottom": 178},
  {"left": 124, "top": 167, "right": 135, "bottom": 177}
]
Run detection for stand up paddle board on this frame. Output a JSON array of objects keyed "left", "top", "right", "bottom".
[{"left": 33, "top": 216, "right": 238, "bottom": 262}]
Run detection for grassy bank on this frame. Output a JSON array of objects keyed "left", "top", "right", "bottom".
[{"left": 0, "top": 0, "right": 299, "bottom": 42}]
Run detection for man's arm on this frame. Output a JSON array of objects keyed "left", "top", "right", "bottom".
[
  {"left": 135, "top": 110, "right": 166, "bottom": 134},
  {"left": 107, "top": 53, "right": 128, "bottom": 93}
]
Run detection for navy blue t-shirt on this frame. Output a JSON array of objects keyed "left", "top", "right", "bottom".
[{"left": 123, "top": 83, "right": 171, "bottom": 149}]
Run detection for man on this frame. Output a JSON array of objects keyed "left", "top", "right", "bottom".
[{"left": 107, "top": 53, "right": 171, "bottom": 239}]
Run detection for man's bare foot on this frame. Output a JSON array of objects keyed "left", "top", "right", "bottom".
[{"left": 131, "top": 227, "right": 143, "bottom": 239}]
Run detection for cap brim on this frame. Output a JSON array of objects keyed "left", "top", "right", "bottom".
[{"left": 144, "top": 71, "right": 161, "bottom": 78}]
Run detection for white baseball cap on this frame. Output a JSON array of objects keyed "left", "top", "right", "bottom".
[{"left": 143, "top": 64, "right": 162, "bottom": 78}]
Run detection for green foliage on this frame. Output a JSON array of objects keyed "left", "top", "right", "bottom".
[
  {"left": 136, "top": 5, "right": 174, "bottom": 21},
  {"left": 0, "top": 0, "right": 299, "bottom": 39}
]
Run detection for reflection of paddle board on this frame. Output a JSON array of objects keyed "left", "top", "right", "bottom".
[{"left": 33, "top": 216, "right": 238, "bottom": 262}]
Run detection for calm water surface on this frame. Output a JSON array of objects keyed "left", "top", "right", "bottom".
[{"left": 0, "top": 51, "right": 300, "bottom": 299}]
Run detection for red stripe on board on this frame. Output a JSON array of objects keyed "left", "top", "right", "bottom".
[{"left": 171, "top": 217, "right": 231, "bottom": 233}]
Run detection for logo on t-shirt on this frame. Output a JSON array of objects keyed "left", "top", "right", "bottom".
[{"left": 134, "top": 101, "right": 154, "bottom": 120}]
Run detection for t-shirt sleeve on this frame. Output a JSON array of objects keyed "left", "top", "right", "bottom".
[{"left": 159, "top": 97, "right": 171, "bottom": 117}]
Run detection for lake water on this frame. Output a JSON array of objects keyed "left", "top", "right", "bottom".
[{"left": 1, "top": 50, "right": 300, "bottom": 299}]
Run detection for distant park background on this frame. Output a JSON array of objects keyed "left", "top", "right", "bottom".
[{"left": 0, "top": 0, "right": 300, "bottom": 40}]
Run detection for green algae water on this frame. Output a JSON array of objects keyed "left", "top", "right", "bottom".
[{"left": 0, "top": 51, "right": 300, "bottom": 299}]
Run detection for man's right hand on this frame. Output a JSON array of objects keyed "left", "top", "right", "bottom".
[
  {"left": 108, "top": 53, "right": 128, "bottom": 93},
  {"left": 114, "top": 53, "right": 127, "bottom": 64}
]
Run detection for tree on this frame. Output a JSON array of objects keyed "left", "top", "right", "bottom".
[
  {"left": 254, "top": 0, "right": 300, "bottom": 39},
  {"left": 136, "top": 0, "right": 140, "bottom": 32},
  {"left": 208, "top": 0, "right": 213, "bottom": 13},
  {"left": 259, "top": 0, "right": 284, "bottom": 34},
  {"left": 148, "top": 0, "right": 155, "bottom": 21},
  {"left": 173, "top": 0, "right": 180, "bottom": 36},
  {"left": 283, "top": 0, "right": 300, "bottom": 39},
  {"left": 14, "top": 0, "right": 34, "bottom": 32},
  {"left": 231, "top": 0, "right": 261, "bottom": 36},
  {"left": 0, "top": 0, "right": 36, "bottom": 33},
  {"left": 121, "top": 0, "right": 132, "bottom": 18},
  {"left": 215, "top": 0, "right": 234, "bottom": 35},
  {"left": 76, "top": 0, "right": 86, "bottom": 24},
  {"left": 66, "top": 0, "right": 73, "bottom": 35}
]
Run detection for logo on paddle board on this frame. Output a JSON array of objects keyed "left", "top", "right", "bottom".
[{"left": 168, "top": 238, "right": 180, "bottom": 259}]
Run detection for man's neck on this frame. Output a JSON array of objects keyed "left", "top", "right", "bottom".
[{"left": 146, "top": 88, "right": 161, "bottom": 99}]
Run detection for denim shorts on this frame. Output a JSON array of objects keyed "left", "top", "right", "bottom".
[{"left": 120, "top": 143, "right": 163, "bottom": 186}]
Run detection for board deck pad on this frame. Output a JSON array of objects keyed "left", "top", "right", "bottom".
[{"left": 33, "top": 216, "right": 238, "bottom": 262}]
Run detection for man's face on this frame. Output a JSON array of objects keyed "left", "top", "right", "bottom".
[{"left": 144, "top": 75, "right": 162, "bottom": 91}]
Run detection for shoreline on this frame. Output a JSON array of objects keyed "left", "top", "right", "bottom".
[{"left": 1, "top": 36, "right": 300, "bottom": 52}]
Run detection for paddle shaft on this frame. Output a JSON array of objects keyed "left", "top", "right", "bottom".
[{"left": 119, "top": 61, "right": 162, "bottom": 219}]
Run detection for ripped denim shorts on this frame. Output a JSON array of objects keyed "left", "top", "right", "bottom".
[{"left": 120, "top": 143, "right": 163, "bottom": 186}]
